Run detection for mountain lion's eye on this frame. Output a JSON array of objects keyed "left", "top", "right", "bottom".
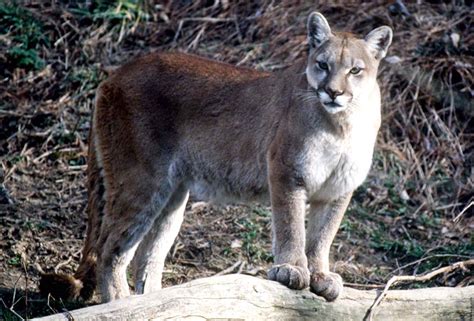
[
  {"left": 317, "top": 61, "right": 329, "bottom": 70},
  {"left": 350, "top": 67, "right": 362, "bottom": 74}
]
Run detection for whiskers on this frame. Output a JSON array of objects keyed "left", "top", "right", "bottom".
[{"left": 295, "top": 88, "right": 320, "bottom": 104}]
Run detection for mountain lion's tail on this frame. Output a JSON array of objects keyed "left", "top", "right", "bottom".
[
  {"left": 39, "top": 127, "right": 104, "bottom": 301},
  {"left": 39, "top": 255, "right": 97, "bottom": 300}
]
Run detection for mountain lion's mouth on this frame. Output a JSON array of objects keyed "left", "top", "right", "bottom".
[
  {"left": 322, "top": 101, "right": 346, "bottom": 114},
  {"left": 323, "top": 101, "right": 342, "bottom": 108}
]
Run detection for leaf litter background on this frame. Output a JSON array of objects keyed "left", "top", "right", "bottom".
[{"left": 0, "top": 0, "right": 472, "bottom": 318}]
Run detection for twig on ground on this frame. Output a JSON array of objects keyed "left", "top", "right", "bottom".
[
  {"left": 344, "top": 282, "right": 385, "bottom": 289},
  {"left": 215, "top": 260, "right": 243, "bottom": 276},
  {"left": 391, "top": 254, "right": 472, "bottom": 275},
  {"left": 188, "top": 25, "right": 207, "bottom": 50},
  {"left": 47, "top": 294, "right": 58, "bottom": 315},
  {"left": 58, "top": 299, "right": 74, "bottom": 321},
  {"left": 366, "top": 259, "right": 474, "bottom": 321},
  {"left": 21, "top": 252, "right": 29, "bottom": 319},
  {"left": 54, "top": 256, "right": 73, "bottom": 274},
  {"left": 34, "top": 262, "right": 46, "bottom": 274},
  {"left": 0, "top": 298, "right": 24, "bottom": 321},
  {"left": 237, "top": 261, "right": 246, "bottom": 274},
  {"left": 453, "top": 201, "right": 473, "bottom": 223},
  {"left": 0, "top": 274, "right": 26, "bottom": 320},
  {"left": 11, "top": 274, "right": 23, "bottom": 309}
]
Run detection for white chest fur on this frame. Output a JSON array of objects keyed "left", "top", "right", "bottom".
[{"left": 300, "top": 112, "right": 379, "bottom": 202}]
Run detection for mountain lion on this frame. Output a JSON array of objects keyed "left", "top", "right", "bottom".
[{"left": 40, "top": 12, "right": 392, "bottom": 303}]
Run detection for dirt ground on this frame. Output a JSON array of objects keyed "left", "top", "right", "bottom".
[{"left": 0, "top": 1, "right": 472, "bottom": 319}]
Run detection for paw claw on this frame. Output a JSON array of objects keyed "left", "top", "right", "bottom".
[
  {"left": 268, "top": 264, "right": 310, "bottom": 290},
  {"left": 310, "top": 272, "right": 343, "bottom": 301}
]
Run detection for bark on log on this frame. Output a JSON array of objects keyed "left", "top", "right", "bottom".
[{"left": 35, "top": 274, "right": 473, "bottom": 321}]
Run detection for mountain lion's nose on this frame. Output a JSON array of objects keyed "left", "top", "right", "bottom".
[{"left": 325, "top": 87, "right": 344, "bottom": 100}]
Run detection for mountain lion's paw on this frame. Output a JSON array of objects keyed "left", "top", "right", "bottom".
[
  {"left": 310, "top": 271, "right": 343, "bottom": 302},
  {"left": 268, "top": 263, "right": 310, "bottom": 290}
]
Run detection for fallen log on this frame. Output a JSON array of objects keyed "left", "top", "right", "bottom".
[{"left": 35, "top": 274, "right": 473, "bottom": 321}]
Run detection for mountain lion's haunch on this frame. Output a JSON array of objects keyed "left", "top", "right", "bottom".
[{"left": 39, "top": 12, "right": 392, "bottom": 303}]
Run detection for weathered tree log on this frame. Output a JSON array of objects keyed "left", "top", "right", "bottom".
[{"left": 35, "top": 274, "right": 473, "bottom": 321}]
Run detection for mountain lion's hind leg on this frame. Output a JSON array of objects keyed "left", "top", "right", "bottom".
[
  {"left": 306, "top": 193, "right": 352, "bottom": 301},
  {"left": 96, "top": 173, "right": 175, "bottom": 302},
  {"left": 132, "top": 184, "right": 189, "bottom": 294}
]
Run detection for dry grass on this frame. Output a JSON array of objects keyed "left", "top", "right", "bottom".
[{"left": 0, "top": 1, "right": 472, "bottom": 318}]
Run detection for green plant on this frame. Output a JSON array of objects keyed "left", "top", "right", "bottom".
[
  {"left": 7, "top": 255, "right": 21, "bottom": 266},
  {"left": 22, "top": 220, "right": 47, "bottom": 232},
  {"left": 239, "top": 216, "right": 272, "bottom": 262},
  {"left": 0, "top": 4, "right": 49, "bottom": 71},
  {"left": 6, "top": 46, "right": 43, "bottom": 70},
  {"left": 7, "top": 155, "right": 25, "bottom": 165},
  {"left": 68, "top": 65, "right": 104, "bottom": 92},
  {"left": 69, "top": 0, "right": 151, "bottom": 39},
  {"left": 90, "top": 0, "right": 150, "bottom": 22},
  {"left": 56, "top": 132, "right": 76, "bottom": 145},
  {"left": 252, "top": 206, "right": 271, "bottom": 217}
]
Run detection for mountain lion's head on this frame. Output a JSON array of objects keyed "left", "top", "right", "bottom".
[{"left": 305, "top": 12, "right": 392, "bottom": 114}]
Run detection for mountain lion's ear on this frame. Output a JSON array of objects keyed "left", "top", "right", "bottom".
[
  {"left": 365, "top": 26, "right": 393, "bottom": 60},
  {"left": 307, "top": 12, "right": 331, "bottom": 49}
]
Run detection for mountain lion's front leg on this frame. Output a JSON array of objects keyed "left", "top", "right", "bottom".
[
  {"left": 267, "top": 174, "right": 310, "bottom": 290},
  {"left": 306, "top": 193, "right": 352, "bottom": 301}
]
